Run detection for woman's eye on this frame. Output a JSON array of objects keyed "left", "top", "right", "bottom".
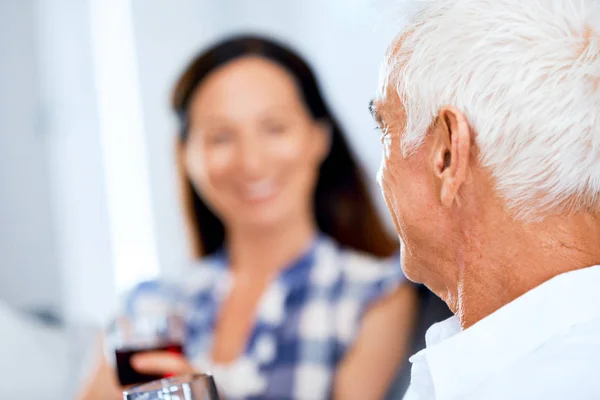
[
  {"left": 207, "top": 131, "right": 233, "bottom": 144},
  {"left": 264, "top": 122, "right": 287, "bottom": 135}
]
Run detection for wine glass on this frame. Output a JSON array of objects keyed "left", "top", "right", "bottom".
[
  {"left": 123, "top": 373, "right": 220, "bottom": 400},
  {"left": 107, "top": 313, "right": 186, "bottom": 386}
]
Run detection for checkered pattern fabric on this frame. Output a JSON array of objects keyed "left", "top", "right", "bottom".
[{"left": 126, "top": 235, "right": 404, "bottom": 400}]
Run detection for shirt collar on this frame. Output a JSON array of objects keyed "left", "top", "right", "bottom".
[{"left": 413, "top": 265, "right": 600, "bottom": 400}]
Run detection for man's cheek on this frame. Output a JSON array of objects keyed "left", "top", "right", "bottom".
[
  {"left": 380, "top": 179, "right": 404, "bottom": 235},
  {"left": 376, "top": 163, "right": 384, "bottom": 188}
]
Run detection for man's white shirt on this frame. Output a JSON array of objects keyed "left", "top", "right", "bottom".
[{"left": 403, "top": 265, "right": 600, "bottom": 400}]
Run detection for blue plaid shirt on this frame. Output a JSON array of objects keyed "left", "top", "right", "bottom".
[{"left": 126, "top": 236, "right": 404, "bottom": 399}]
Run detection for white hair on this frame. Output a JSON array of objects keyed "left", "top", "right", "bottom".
[{"left": 383, "top": 0, "right": 600, "bottom": 219}]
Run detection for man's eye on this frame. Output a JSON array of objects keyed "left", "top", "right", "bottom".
[
  {"left": 375, "top": 125, "right": 387, "bottom": 136},
  {"left": 377, "top": 126, "right": 391, "bottom": 143}
]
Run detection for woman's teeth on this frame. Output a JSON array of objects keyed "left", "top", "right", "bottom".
[{"left": 241, "top": 181, "right": 277, "bottom": 200}]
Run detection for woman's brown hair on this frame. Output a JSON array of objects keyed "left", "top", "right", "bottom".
[{"left": 173, "top": 35, "right": 398, "bottom": 259}]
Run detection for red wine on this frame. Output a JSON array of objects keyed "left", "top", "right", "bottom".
[{"left": 115, "top": 342, "right": 184, "bottom": 386}]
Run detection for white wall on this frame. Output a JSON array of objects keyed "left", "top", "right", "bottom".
[
  {"left": 35, "top": 0, "right": 117, "bottom": 324},
  {"left": 129, "top": 0, "right": 218, "bottom": 278},
  {"left": 88, "top": 0, "right": 161, "bottom": 294},
  {"left": 130, "top": 0, "right": 399, "bottom": 277},
  {"left": 0, "top": 0, "right": 62, "bottom": 313}
]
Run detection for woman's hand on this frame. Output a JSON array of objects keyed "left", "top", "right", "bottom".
[
  {"left": 129, "top": 351, "right": 196, "bottom": 378},
  {"left": 78, "top": 338, "right": 197, "bottom": 400},
  {"left": 77, "top": 337, "right": 122, "bottom": 400}
]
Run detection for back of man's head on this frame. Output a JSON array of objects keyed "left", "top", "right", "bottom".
[{"left": 384, "top": 0, "right": 600, "bottom": 220}]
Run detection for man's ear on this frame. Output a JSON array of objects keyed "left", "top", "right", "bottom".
[{"left": 431, "top": 106, "right": 472, "bottom": 208}]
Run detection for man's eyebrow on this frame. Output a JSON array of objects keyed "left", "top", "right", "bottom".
[{"left": 369, "top": 99, "right": 384, "bottom": 126}]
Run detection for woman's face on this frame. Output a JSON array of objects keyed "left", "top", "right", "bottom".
[{"left": 184, "top": 56, "right": 329, "bottom": 230}]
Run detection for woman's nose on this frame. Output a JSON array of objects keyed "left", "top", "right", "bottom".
[{"left": 236, "top": 134, "right": 267, "bottom": 178}]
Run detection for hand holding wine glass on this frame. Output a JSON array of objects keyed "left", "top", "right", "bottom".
[
  {"left": 107, "top": 312, "right": 189, "bottom": 387},
  {"left": 77, "top": 336, "right": 200, "bottom": 400}
]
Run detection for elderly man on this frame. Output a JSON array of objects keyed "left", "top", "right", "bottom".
[{"left": 372, "top": 0, "right": 600, "bottom": 399}]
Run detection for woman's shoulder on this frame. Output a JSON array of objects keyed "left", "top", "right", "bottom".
[
  {"left": 123, "top": 278, "right": 183, "bottom": 317},
  {"left": 314, "top": 236, "right": 404, "bottom": 289},
  {"left": 303, "top": 236, "right": 406, "bottom": 348},
  {"left": 124, "top": 253, "right": 228, "bottom": 316},
  {"left": 179, "top": 252, "right": 229, "bottom": 293}
]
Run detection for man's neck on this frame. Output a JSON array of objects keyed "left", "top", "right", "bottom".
[{"left": 456, "top": 212, "right": 600, "bottom": 329}]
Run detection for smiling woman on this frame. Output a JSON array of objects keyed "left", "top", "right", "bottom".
[
  {"left": 175, "top": 37, "right": 398, "bottom": 259},
  {"left": 79, "top": 35, "right": 418, "bottom": 400}
]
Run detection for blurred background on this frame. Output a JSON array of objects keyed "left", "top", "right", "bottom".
[{"left": 0, "top": 0, "right": 402, "bottom": 327}]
